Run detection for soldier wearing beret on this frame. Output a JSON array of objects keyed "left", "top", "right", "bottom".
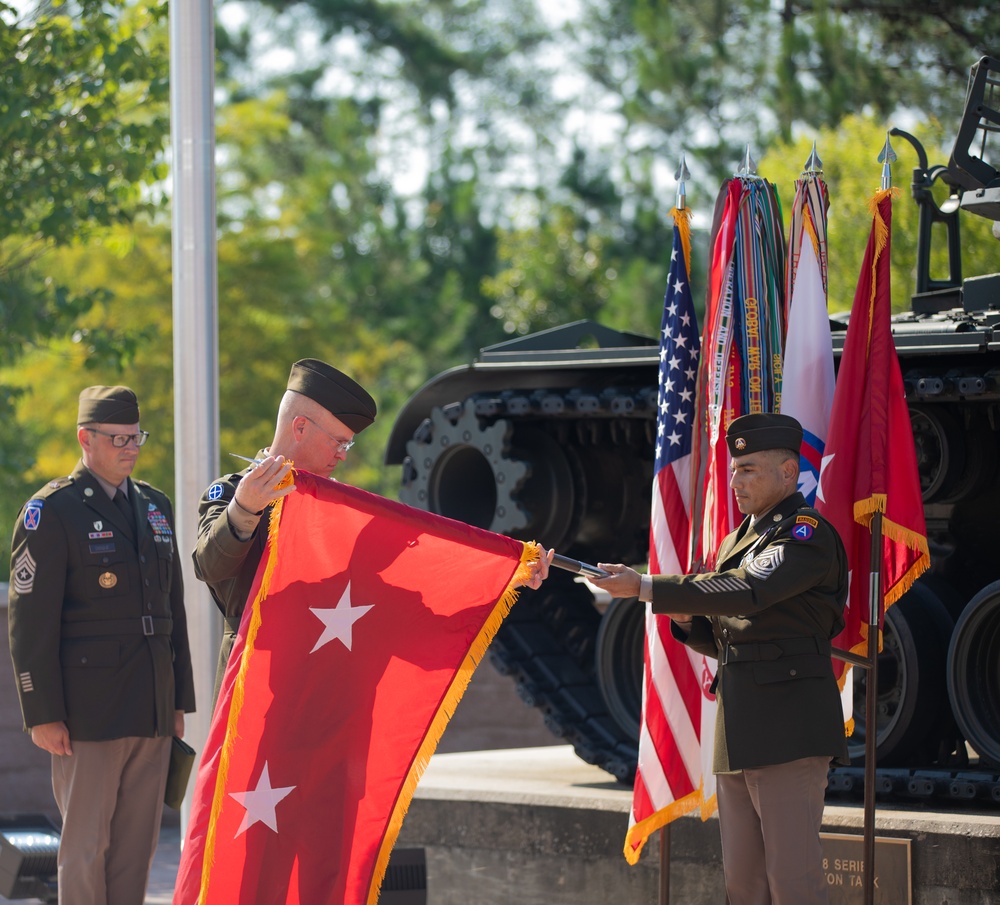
[
  {"left": 7, "top": 385, "right": 196, "bottom": 905},
  {"left": 193, "top": 359, "right": 379, "bottom": 694},
  {"left": 590, "top": 412, "right": 848, "bottom": 905}
]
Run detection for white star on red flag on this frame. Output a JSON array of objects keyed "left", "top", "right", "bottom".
[
  {"left": 309, "top": 580, "right": 373, "bottom": 653},
  {"left": 229, "top": 761, "right": 296, "bottom": 835}
]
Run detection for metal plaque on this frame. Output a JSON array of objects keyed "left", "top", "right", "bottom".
[{"left": 820, "top": 832, "right": 912, "bottom": 905}]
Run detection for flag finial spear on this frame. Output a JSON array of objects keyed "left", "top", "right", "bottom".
[
  {"left": 878, "top": 132, "right": 897, "bottom": 190},
  {"left": 737, "top": 144, "right": 758, "bottom": 178},
  {"left": 803, "top": 141, "right": 823, "bottom": 176},
  {"left": 675, "top": 154, "right": 691, "bottom": 210}
]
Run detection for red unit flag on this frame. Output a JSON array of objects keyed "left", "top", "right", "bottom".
[
  {"left": 174, "top": 472, "right": 536, "bottom": 905},
  {"left": 816, "top": 189, "right": 930, "bottom": 685}
]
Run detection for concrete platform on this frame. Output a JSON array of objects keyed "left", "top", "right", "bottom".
[{"left": 397, "top": 746, "right": 1000, "bottom": 905}]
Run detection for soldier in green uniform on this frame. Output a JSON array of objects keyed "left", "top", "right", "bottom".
[
  {"left": 7, "top": 385, "right": 195, "bottom": 905},
  {"left": 591, "top": 412, "right": 848, "bottom": 905},
  {"left": 192, "top": 359, "right": 378, "bottom": 696}
]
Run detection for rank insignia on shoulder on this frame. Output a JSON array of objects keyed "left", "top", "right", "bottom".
[
  {"left": 796, "top": 515, "right": 819, "bottom": 528},
  {"left": 746, "top": 546, "right": 785, "bottom": 579}
]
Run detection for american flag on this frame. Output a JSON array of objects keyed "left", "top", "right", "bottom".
[{"left": 625, "top": 207, "right": 709, "bottom": 864}]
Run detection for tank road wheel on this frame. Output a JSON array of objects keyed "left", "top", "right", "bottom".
[
  {"left": 948, "top": 581, "right": 1000, "bottom": 767},
  {"left": 909, "top": 405, "right": 965, "bottom": 502},
  {"left": 400, "top": 401, "right": 576, "bottom": 547},
  {"left": 847, "top": 582, "right": 954, "bottom": 765},
  {"left": 400, "top": 403, "right": 528, "bottom": 533}
]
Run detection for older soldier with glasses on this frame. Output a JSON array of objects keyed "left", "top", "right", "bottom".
[
  {"left": 193, "top": 359, "right": 379, "bottom": 696},
  {"left": 7, "top": 385, "right": 195, "bottom": 905}
]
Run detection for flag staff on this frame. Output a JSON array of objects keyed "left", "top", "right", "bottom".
[
  {"left": 863, "top": 132, "right": 896, "bottom": 905},
  {"left": 675, "top": 154, "right": 690, "bottom": 211},
  {"left": 803, "top": 140, "right": 822, "bottom": 176},
  {"left": 862, "top": 511, "right": 883, "bottom": 905},
  {"left": 737, "top": 143, "right": 759, "bottom": 178}
]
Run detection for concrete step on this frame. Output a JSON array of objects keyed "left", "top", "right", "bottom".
[{"left": 397, "top": 746, "right": 1000, "bottom": 905}]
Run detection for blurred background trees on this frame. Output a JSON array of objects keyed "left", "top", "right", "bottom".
[{"left": 1, "top": 0, "right": 997, "bottom": 577}]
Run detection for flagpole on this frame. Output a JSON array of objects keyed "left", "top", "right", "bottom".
[
  {"left": 862, "top": 135, "right": 897, "bottom": 905},
  {"left": 863, "top": 510, "right": 883, "bottom": 905}
]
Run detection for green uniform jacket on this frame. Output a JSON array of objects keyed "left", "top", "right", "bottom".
[
  {"left": 191, "top": 457, "right": 270, "bottom": 693},
  {"left": 653, "top": 491, "right": 849, "bottom": 773},
  {"left": 8, "top": 462, "right": 195, "bottom": 739}
]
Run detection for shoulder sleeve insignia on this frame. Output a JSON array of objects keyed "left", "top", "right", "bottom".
[
  {"left": 796, "top": 515, "right": 819, "bottom": 528},
  {"left": 23, "top": 501, "right": 44, "bottom": 531},
  {"left": 745, "top": 545, "right": 785, "bottom": 580},
  {"left": 207, "top": 482, "right": 227, "bottom": 502}
]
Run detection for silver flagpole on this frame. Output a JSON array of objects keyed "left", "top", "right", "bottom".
[{"left": 169, "top": 0, "right": 220, "bottom": 830}]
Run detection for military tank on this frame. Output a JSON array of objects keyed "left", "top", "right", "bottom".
[{"left": 385, "top": 56, "right": 1000, "bottom": 804}]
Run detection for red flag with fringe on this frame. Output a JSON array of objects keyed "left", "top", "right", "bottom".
[
  {"left": 816, "top": 189, "right": 929, "bottom": 682},
  {"left": 173, "top": 471, "right": 535, "bottom": 905}
]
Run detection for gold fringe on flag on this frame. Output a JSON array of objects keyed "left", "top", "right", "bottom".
[
  {"left": 671, "top": 205, "right": 693, "bottom": 279},
  {"left": 366, "top": 539, "right": 543, "bottom": 905},
  {"left": 198, "top": 467, "right": 295, "bottom": 905},
  {"left": 623, "top": 784, "right": 717, "bottom": 866}
]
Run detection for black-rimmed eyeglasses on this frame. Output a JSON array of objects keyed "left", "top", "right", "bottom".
[{"left": 84, "top": 428, "right": 149, "bottom": 448}]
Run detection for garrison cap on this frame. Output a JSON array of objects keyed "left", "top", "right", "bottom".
[
  {"left": 726, "top": 413, "right": 803, "bottom": 457},
  {"left": 286, "top": 359, "right": 377, "bottom": 433},
  {"left": 77, "top": 386, "right": 140, "bottom": 425}
]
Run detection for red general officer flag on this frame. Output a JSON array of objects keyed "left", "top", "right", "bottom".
[
  {"left": 816, "top": 188, "right": 929, "bottom": 684},
  {"left": 174, "top": 471, "right": 536, "bottom": 905}
]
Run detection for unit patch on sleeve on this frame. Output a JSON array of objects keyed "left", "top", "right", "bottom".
[
  {"left": 13, "top": 548, "right": 37, "bottom": 594},
  {"left": 23, "top": 500, "right": 43, "bottom": 531},
  {"left": 745, "top": 546, "right": 785, "bottom": 580},
  {"left": 792, "top": 523, "right": 815, "bottom": 540}
]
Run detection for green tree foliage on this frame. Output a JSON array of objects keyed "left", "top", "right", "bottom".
[
  {"left": 574, "top": 0, "right": 998, "bottom": 182},
  {"left": 0, "top": 0, "right": 169, "bottom": 347},
  {"left": 0, "top": 0, "right": 170, "bottom": 575}
]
